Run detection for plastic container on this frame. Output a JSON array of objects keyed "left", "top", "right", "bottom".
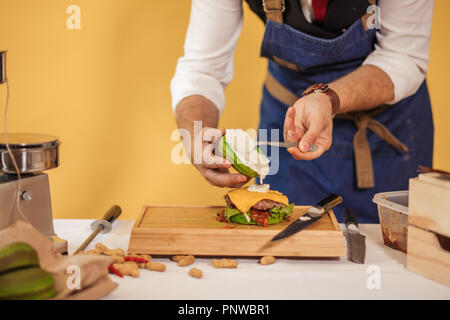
[{"left": 372, "top": 191, "right": 409, "bottom": 253}]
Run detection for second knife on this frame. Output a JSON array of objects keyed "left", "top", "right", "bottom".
[
  {"left": 344, "top": 208, "right": 366, "bottom": 264},
  {"left": 270, "top": 194, "right": 343, "bottom": 242}
]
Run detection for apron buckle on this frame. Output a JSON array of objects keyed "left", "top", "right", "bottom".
[{"left": 263, "top": 0, "right": 286, "bottom": 13}]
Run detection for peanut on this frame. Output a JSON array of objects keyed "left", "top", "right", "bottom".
[
  {"left": 104, "top": 248, "right": 125, "bottom": 256},
  {"left": 127, "top": 253, "right": 152, "bottom": 268},
  {"left": 95, "top": 243, "right": 125, "bottom": 256},
  {"left": 177, "top": 255, "right": 195, "bottom": 267},
  {"left": 86, "top": 248, "right": 102, "bottom": 255},
  {"left": 113, "top": 261, "right": 139, "bottom": 277},
  {"left": 111, "top": 255, "right": 125, "bottom": 264},
  {"left": 95, "top": 243, "right": 108, "bottom": 253},
  {"left": 211, "top": 258, "right": 238, "bottom": 269},
  {"left": 171, "top": 255, "right": 190, "bottom": 262},
  {"left": 260, "top": 256, "right": 276, "bottom": 265},
  {"left": 146, "top": 262, "right": 166, "bottom": 272},
  {"left": 189, "top": 268, "right": 203, "bottom": 279}
]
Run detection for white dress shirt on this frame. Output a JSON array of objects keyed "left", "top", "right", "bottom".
[{"left": 171, "top": 0, "right": 434, "bottom": 115}]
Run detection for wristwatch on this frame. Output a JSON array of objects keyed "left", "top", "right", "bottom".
[{"left": 302, "top": 83, "right": 340, "bottom": 115}]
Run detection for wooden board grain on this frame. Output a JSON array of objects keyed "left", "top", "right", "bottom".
[
  {"left": 406, "top": 225, "right": 450, "bottom": 286},
  {"left": 409, "top": 176, "right": 450, "bottom": 237},
  {"left": 128, "top": 205, "right": 346, "bottom": 258}
]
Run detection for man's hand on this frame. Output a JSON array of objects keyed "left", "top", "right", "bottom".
[
  {"left": 192, "top": 127, "right": 250, "bottom": 188},
  {"left": 283, "top": 92, "right": 333, "bottom": 161},
  {"left": 176, "top": 95, "right": 250, "bottom": 188},
  {"left": 283, "top": 65, "right": 397, "bottom": 161}
]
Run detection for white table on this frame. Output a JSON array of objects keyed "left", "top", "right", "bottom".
[{"left": 54, "top": 219, "right": 450, "bottom": 300}]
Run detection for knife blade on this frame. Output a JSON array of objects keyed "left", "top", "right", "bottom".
[
  {"left": 270, "top": 193, "right": 343, "bottom": 242},
  {"left": 344, "top": 208, "right": 366, "bottom": 264},
  {"left": 257, "top": 141, "right": 318, "bottom": 152}
]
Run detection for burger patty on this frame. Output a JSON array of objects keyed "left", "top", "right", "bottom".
[
  {"left": 253, "top": 199, "right": 284, "bottom": 211},
  {"left": 224, "top": 195, "right": 284, "bottom": 211}
]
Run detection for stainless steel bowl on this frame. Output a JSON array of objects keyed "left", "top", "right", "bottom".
[{"left": 0, "top": 133, "right": 60, "bottom": 174}]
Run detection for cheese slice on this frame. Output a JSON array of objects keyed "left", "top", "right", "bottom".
[{"left": 224, "top": 188, "right": 289, "bottom": 213}]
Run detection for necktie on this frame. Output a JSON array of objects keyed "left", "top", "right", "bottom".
[{"left": 312, "top": 0, "right": 329, "bottom": 23}]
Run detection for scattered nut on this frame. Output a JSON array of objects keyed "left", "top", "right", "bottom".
[
  {"left": 140, "top": 254, "right": 151, "bottom": 261},
  {"left": 138, "top": 254, "right": 151, "bottom": 268},
  {"left": 171, "top": 255, "right": 192, "bottom": 262},
  {"left": 127, "top": 253, "right": 152, "bottom": 268},
  {"left": 260, "top": 256, "right": 276, "bottom": 265},
  {"left": 211, "top": 258, "right": 238, "bottom": 269},
  {"left": 177, "top": 255, "right": 195, "bottom": 267},
  {"left": 111, "top": 255, "right": 125, "bottom": 264},
  {"left": 112, "top": 261, "right": 139, "bottom": 277},
  {"left": 171, "top": 255, "right": 183, "bottom": 262},
  {"left": 189, "top": 268, "right": 203, "bottom": 279},
  {"left": 95, "top": 243, "right": 124, "bottom": 256},
  {"left": 95, "top": 243, "right": 108, "bottom": 253},
  {"left": 146, "top": 262, "right": 166, "bottom": 272},
  {"left": 86, "top": 248, "right": 102, "bottom": 255},
  {"left": 104, "top": 248, "right": 125, "bottom": 256}
]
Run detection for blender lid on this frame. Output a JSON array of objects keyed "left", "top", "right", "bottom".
[{"left": 0, "top": 133, "right": 59, "bottom": 149}]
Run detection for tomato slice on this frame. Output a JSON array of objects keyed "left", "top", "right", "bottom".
[{"left": 250, "top": 209, "right": 270, "bottom": 227}]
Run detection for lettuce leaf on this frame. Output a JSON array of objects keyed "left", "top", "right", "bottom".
[
  {"left": 224, "top": 203, "right": 294, "bottom": 225},
  {"left": 230, "top": 214, "right": 256, "bottom": 225},
  {"left": 224, "top": 207, "right": 242, "bottom": 220},
  {"left": 270, "top": 203, "right": 294, "bottom": 216}
]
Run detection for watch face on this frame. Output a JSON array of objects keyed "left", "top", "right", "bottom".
[
  {"left": 314, "top": 84, "right": 329, "bottom": 93},
  {"left": 302, "top": 83, "right": 329, "bottom": 96}
]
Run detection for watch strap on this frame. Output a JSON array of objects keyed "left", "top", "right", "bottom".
[{"left": 302, "top": 83, "right": 340, "bottom": 115}]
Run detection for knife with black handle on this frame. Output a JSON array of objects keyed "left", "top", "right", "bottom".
[
  {"left": 344, "top": 208, "right": 366, "bottom": 264},
  {"left": 270, "top": 193, "right": 343, "bottom": 242}
]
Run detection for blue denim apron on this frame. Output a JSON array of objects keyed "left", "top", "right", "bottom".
[{"left": 258, "top": 18, "right": 434, "bottom": 223}]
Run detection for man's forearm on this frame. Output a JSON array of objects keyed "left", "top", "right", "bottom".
[
  {"left": 329, "top": 65, "right": 395, "bottom": 114},
  {"left": 175, "top": 95, "right": 220, "bottom": 133}
]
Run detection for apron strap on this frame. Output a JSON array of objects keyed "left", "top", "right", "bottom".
[
  {"left": 352, "top": 116, "right": 375, "bottom": 188},
  {"left": 265, "top": 72, "right": 298, "bottom": 105},
  {"left": 263, "top": 0, "right": 285, "bottom": 23},
  {"left": 264, "top": 71, "right": 409, "bottom": 189}
]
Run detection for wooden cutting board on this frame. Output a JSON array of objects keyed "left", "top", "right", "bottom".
[{"left": 127, "top": 205, "right": 346, "bottom": 258}]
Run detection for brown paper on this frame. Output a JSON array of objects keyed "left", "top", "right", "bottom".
[{"left": 0, "top": 220, "right": 118, "bottom": 300}]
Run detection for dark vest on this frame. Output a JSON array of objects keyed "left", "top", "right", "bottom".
[{"left": 244, "top": 0, "right": 372, "bottom": 39}]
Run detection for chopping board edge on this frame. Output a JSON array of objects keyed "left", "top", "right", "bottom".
[{"left": 127, "top": 204, "right": 345, "bottom": 258}]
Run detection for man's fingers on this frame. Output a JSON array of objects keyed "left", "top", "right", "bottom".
[
  {"left": 287, "top": 130, "right": 332, "bottom": 160},
  {"left": 283, "top": 107, "right": 297, "bottom": 142},
  {"left": 287, "top": 144, "right": 326, "bottom": 161},
  {"left": 284, "top": 106, "right": 306, "bottom": 143},
  {"left": 201, "top": 129, "right": 229, "bottom": 168},
  {"left": 202, "top": 154, "right": 231, "bottom": 169},
  {"left": 203, "top": 168, "right": 249, "bottom": 188},
  {"left": 298, "top": 118, "right": 324, "bottom": 152},
  {"left": 202, "top": 127, "right": 224, "bottom": 143}
]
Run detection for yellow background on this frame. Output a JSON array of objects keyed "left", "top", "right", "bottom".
[{"left": 0, "top": 0, "right": 448, "bottom": 220}]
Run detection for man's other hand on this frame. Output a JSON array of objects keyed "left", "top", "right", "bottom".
[{"left": 283, "top": 93, "right": 333, "bottom": 161}]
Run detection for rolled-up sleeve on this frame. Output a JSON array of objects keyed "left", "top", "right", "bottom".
[
  {"left": 362, "top": 0, "right": 434, "bottom": 104},
  {"left": 170, "top": 0, "right": 243, "bottom": 115}
]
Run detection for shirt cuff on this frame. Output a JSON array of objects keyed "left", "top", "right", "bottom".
[
  {"left": 170, "top": 72, "right": 226, "bottom": 115},
  {"left": 362, "top": 49, "right": 426, "bottom": 105}
]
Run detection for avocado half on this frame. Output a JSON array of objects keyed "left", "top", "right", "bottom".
[{"left": 218, "top": 131, "right": 269, "bottom": 178}]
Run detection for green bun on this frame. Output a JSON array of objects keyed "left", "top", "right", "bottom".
[
  {"left": 218, "top": 131, "right": 269, "bottom": 178},
  {"left": 0, "top": 242, "right": 39, "bottom": 275},
  {"left": 0, "top": 266, "right": 56, "bottom": 300}
]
